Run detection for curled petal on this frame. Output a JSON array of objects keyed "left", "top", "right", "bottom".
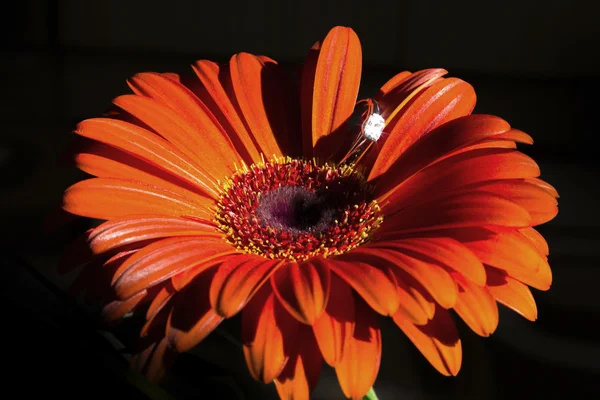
[
  {"left": 486, "top": 267, "right": 538, "bottom": 321},
  {"left": 327, "top": 257, "right": 400, "bottom": 316},
  {"left": 271, "top": 261, "right": 331, "bottom": 324},
  {"left": 452, "top": 273, "right": 499, "bottom": 337},
  {"left": 393, "top": 305, "right": 462, "bottom": 376},
  {"left": 210, "top": 256, "right": 282, "bottom": 317}
]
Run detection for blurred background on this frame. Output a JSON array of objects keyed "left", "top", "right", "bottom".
[{"left": 1, "top": 1, "right": 599, "bottom": 399}]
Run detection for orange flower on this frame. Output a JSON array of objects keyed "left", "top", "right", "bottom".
[{"left": 60, "top": 26, "right": 558, "bottom": 399}]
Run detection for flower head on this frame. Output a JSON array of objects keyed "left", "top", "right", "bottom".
[{"left": 60, "top": 26, "right": 558, "bottom": 399}]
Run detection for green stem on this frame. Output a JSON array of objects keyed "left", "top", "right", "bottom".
[{"left": 361, "top": 387, "right": 379, "bottom": 400}]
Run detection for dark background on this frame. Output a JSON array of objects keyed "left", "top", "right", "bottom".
[{"left": 1, "top": 1, "right": 599, "bottom": 399}]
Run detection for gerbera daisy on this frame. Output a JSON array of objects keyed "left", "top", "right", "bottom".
[{"left": 59, "top": 26, "right": 558, "bottom": 399}]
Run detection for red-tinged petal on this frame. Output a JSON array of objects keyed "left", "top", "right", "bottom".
[
  {"left": 377, "top": 69, "right": 444, "bottom": 98},
  {"left": 394, "top": 274, "right": 436, "bottom": 325},
  {"left": 275, "top": 326, "right": 323, "bottom": 400},
  {"left": 312, "top": 274, "right": 355, "bottom": 366},
  {"left": 112, "top": 94, "right": 233, "bottom": 181},
  {"left": 379, "top": 148, "right": 540, "bottom": 209},
  {"left": 452, "top": 228, "right": 552, "bottom": 290},
  {"left": 102, "top": 290, "right": 148, "bottom": 322},
  {"left": 112, "top": 236, "right": 236, "bottom": 299},
  {"left": 166, "top": 267, "right": 224, "bottom": 352},
  {"left": 369, "top": 78, "right": 476, "bottom": 180},
  {"left": 524, "top": 177, "right": 560, "bottom": 198},
  {"left": 486, "top": 268, "right": 538, "bottom": 321},
  {"left": 271, "top": 261, "right": 331, "bottom": 325},
  {"left": 351, "top": 247, "right": 457, "bottom": 309},
  {"left": 74, "top": 118, "right": 219, "bottom": 197},
  {"left": 229, "top": 53, "right": 299, "bottom": 158},
  {"left": 465, "top": 180, "right": 558, "bottom": 226},
  {"left": 228, "top": 53, "right": 282, "bottom": 158},
  {"left": 131, "top": 337, "right": 177, "bottom": 382},
  {"left": 304, "top": 26, "right": 362, "bottom": 159},
  {"left": 493, "top": 128, "right": 534, "bottom": 144},
  {"left": 326, "top": 258, "right": 400, "bottom": 316},
  {"left": 127, "top": 72, "right": 241, "bottom": 178},
  {"left": 371, "top": 115, "right": 511, "bottom": 195},
  {"left": 373, "top": 237, "right": 486, "bottom": 286},
  {"left": 242, "top": 286, "right": 301, "bottom": 383},
  {"left": 518, "top": 227, "right": 549, "bottom": 256},
  {"left": 63, "top": 178, "right": 213, "bottom": 221},
  {"left": 191, "top": 60, "right": 262, "bottom": 163},
  {"left": 335, "top": 297, "right": 381, "bottom": 400},
  {"left": 210, "top": 255, "right": 282, "bottom": 317},
  {"left": 88, "top": 215, "right": 219, "bottom": 255},
  {"left": 381, "top": 191, "right": 532, "bottom": 235},
  {"left": 393, "top": 305, "right": 462, "bottom": 376},
  {"left": 74, "top": 144, "right": 216, "bottom": 204},
  {"left": 451, "top": 273, "right": 499, "bottom": 337},
  {"left": 145, "top": 283, "right": 176, "bottom": 326}
]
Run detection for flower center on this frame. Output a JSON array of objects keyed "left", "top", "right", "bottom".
[{"left": 215, "top": 157, "right": 382, "bottom": 261}]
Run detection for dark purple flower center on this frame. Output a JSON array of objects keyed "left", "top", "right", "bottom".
[{"left": 255, "top": 186, "right": 336, "bottom": 235}]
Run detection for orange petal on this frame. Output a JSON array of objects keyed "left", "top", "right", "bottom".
[
  {"left": 74, "top": 118, "right": 218, "bottom": 197},
  {"left": 486, "top": 267, "right": 538, "bottom": 321},
  {"left": 210, "top": 256, "right": 282, "bottom": 317},
  {"left": 145, "top": 284, "right": 176, "bottom": 327},
  {"left": 88, "top": 215, "right": 218, "bottom": 255},
  {"left": 271, "top": 261, "right": 331, "bottom": 324},
  {"left": 166, "top": 267, "right": 224, "bottom": 352},
  {"left": 127, "top": 72, "right": 241, "bottom": 179},
  {"left": 63, "top": 178, "right": 213, "bottom": 221},
  {"left": 112, "top": 236, "right": 235, "bottom": 299},
  {"left": 303, "top": 26, "right": 362, "bottom": 160},
  {"left": 393, "top": 305, "right": 462, "bottom": 376},
  {"left": 369, "top": 77, "right": 476, "bottom": 180},
  {"left": 113, "top": 94, "right": 233, "bottom": 181},
  {"left": 275, "top": 326, "right": 323, "bottom": 400},
  {"left": 335, "top": 298, "right": 381, "bottom": 400},
  {"left": 373, "top": 237, "right": 486, "bottom": 286},
  {"left": 451, "top": 273, "right": 499, "bottom": 336},
  {"left": 312, "top": 274, "right": 355, "bottom": 366},
  {"left": 327, "top": 258, "right": 400, "bottom": 316},
  {"left": 74, "top": 144, "right": 215, "bottom": 205},
  {"left": 191, "top": 60, "right": 262, "bottom": 163},
  {"left": 380, "top": 148, "right": 541, "bottom": 209},
  {"left": 351, "top": 247, "right": 457, "bottom": 309},
  {"left": 371, "top": 114, "right": 511, "bottom": 195},
  {"left": 242, "top": 286, "right": 301, "bottom": 383},
  {"left": 524, "top": 177, "right": 559, "bottom": 198},
  {"left": 393, "top": 274, "right": 435, "bottom": 325},
  {"left": 518, "top": 227, "right": 549, "bottom": 256},
  {"left": 493, "top": 128, "right": 534, "bottom": 144},
  {"left": 454, "top": 228, "right": 552, "bottom": 290},
  {"left": 467, "top": 180, "right": 558, "bottom": 226},
  {"left": 377, "top": 69, "right": 446, "bottom": 100},
  {"left": 229, "top": 53, "right": 291, "bottom": 158},
  {"left": 381, "top": 191, "right": 532, "bottom": 235}
]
